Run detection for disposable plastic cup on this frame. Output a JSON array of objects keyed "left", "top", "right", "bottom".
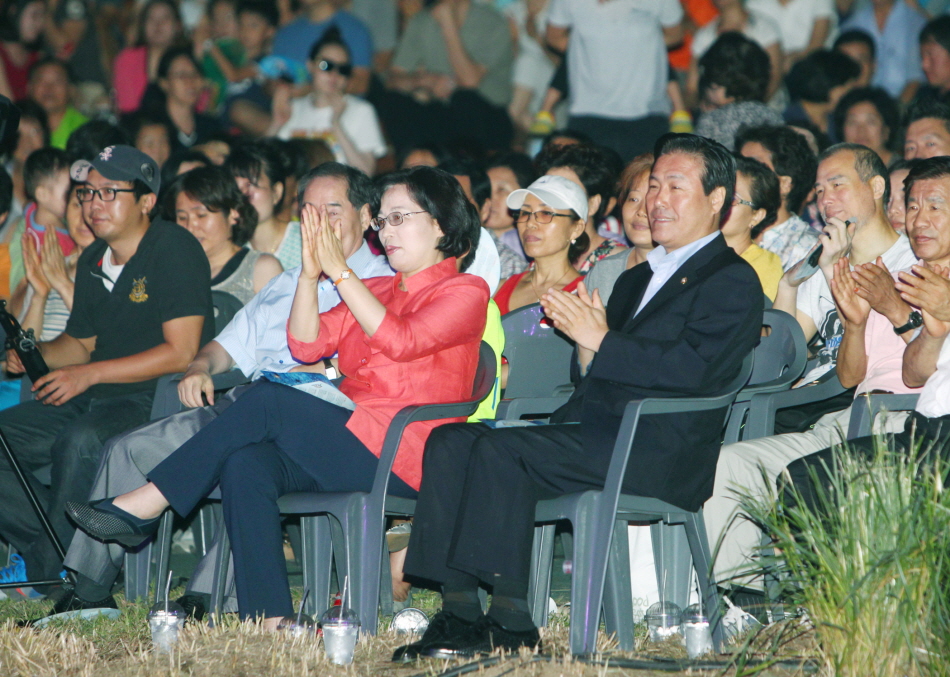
[
  {"left": 323, "top": 622, "right": 359, "bottom": 664},
  {"left": 644, "top": 601, "right": 682, "bottom": 643},
  {"left": 148, "top": 602, "right": 185, "bottom": 654},
  {"left": 682, "top": 603, "right": 714, "bottom": 658}
]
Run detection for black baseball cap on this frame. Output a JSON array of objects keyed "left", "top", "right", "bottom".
[{"left": 70, "top": 145, "right": 161, "bottom": 195}]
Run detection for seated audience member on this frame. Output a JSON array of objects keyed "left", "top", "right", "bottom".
[
  {"left": 271, "top": 29, "right": 385, "bottom": 176},
  {"left": 887, "top": 159, "right": 917, "bottom": 234},
  {"left": 483, "top": 153, "right": 536, "bottom": 262},
  {"left": 227, "top": 141, "right": 301, "bottom": 270},
  {"left": 113, "top": 0, "right": 185, "bottom": 115},
  {"left": 688, "top": 1, "right": 782, "bottom": 105},
  {"left": 917, "top": 16, "right": 950, "bottom": 106},
  {"left": 19, "top": 184, "right": 95, "bottom": 342},
  {"left": 26, "top": 58, "right": 88, "bottom": 150},
  {"left": 0, "top": 146, "right": 214, "bottom": 593},
  {"left": 65, "top": 121, "right": 131, "bottom": 163},
  {"left": 693, "top": 33, "right": 784, "bottom": 151},
  {"left": 736, "top": 125, "right": 819, "bottom": 270},
  {"left": 440, "top": 157, "right": 526, "bottom": 281},
  {"left": 7, "top": 148, "right": 73, "bottom": 302},
  {"left": 707, "top": 146, "right": 924, "bottom": 588},
  {"left": 536, "top": 143, "right": 627, "bottom": 274},
  {"left": 840, "top": 0, "right": 926, "bottom": 103},
  {"left": 192, "top": 136, "right": 233, "bottom": 167},
  {"left": 544, "top": 0, "right": 682, "bottom": 161},
  {"left": 146, "top": 47, "right": 224, "bottom": 153},
  {"left": 722, "top": 156, "right": 784, "bottom": 300},
  {"left": 746, "top": 0, "right": 832, "bottom": 69},
  {"left": 388, "top": 134, "right": 763, "bottom": 660},
  {"left": 379, "top": 0, "right": 514, "bottom": 154},
  {"left": 272, "top": 0, "right": 373, "bottom": 95},
  {"left": 834, "top": 29, "right": 877, "bottom": 89},
  {"left": 834, "top": 87, "right": 900, "bottom": 166},
  {"left": 68, "top": 166, "right": 490, "bottom": 629},
  {"left": 123, "top": 113, "right": 173, "bottom": 170},
  {"left": 40, "top": 163, "right": 393, "bottom": 621},
  {"left": 903, "top": 100, "right": 950, "bottom": 159},
  {"left": 585, "top": 153, "right": 654, "bottom": 306},
  {"left": 781, "top": 156, "right": 950, "bottom": 518},
  {"left": 783, "top": 50, "right": 861, "bottom": 139},
  {"left": 7, "top": 101, "right": 49, "bottom": 225},
  {"left": 167, "top": 166, "right": 283, "bottom": 301},
  {"left": 349, "top": 0, "right": 399, "bottom": 75},
  {"left": 492, "top": 175, "right": 585, "bottom": 316},
  {"left": 399, "top": 143, "right": 451, "bottom": 170},
  {"left": 0, "top": 0, "right": 43, "bottom": 102},
  {"left": 502, "top": 0, "right": 557, "bottom": 134}
]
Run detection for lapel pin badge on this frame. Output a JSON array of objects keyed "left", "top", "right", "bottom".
[{"left": 680, "top": 277, "right": 688, "bottom": 285}]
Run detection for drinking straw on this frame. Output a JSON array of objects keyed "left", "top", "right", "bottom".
[
  {"left": 165, "top": 569, "right": 173, "bottom": 615},
  {"left": 297, "top": 587, "right": 310, "bottom": 627}
]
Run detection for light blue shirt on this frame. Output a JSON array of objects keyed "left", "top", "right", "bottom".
[
  {"left": 635, "top": 231, "right": 720, "bottom": 316},
  {"left": 214, "top": 241, "right": 393, "bottom": 379},
  {"left": 842, "top": 0, "right": 927, "bottom": 99}
]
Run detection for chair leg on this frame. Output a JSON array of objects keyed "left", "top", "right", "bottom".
[
  {"left": 210, "top": 525, "right": 231, "bottom": 622},
  {"left": 152, "top": 511, "right": 175, "bottom": 604},
  {"left": 602, "top": 520, "right": 635, "bottom": 651},
  {"left": 682, "top": 510, "right": 724, "bottom": 652},
  {"left": 650, "top": 521, "right": 692, "bottom": 609},
  {"left": 566, "top": 494, "right": 610, "bottom": 655},
  {"left": 301, "top": 515, "right": 333, "bottom": 619},
  {"left": 123, "top": 541, "right": 152, "bottom": 603},
  {"left": 528, "top": 523, "right": 556, "bottom": 628},
  {"left": 761, "top": 533, "right": 785, "bottom": 623},
  {"left": 341, "top": 502, "right": 384, "bottom": 636},
  {"left": 379, "top": 542, "right": 394, "bottom": 618}
]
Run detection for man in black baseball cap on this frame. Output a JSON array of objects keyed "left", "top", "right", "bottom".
[{"left": 0, "top": 145, "right": 216, "bottom": 599}]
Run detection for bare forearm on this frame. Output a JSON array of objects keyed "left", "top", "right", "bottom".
[
  {"left": 440, "top": 24, "right": 486, "bottom": 88},
  {"left": 332, "top": 123, "right": 376, "bottom": 175},
  {"left": 835, "top": 322, "right": 868, "bottom": 388},
  {"left": 185, "top": 340, "right": 235, "bottom": 376},
  {"left": 21, "top": 292, "right": 47, "bottom": 337},
  {"left": 387, "top": 69, "right": 425, "bottom": 93},
  {"left": 49, "top": 278, "right": 75, "bottom": 310},
  {"left": 289, "top": 276, "right": 322, "bottom": 343},
  {"left": 903, "top": 330, "right": 945, "bottom": 387},
  {"left": 40, "top": 333, "right": 92, "bottom": 369},
  {"left": 83, "top": 341, "right": 199, "bottom": 385}
]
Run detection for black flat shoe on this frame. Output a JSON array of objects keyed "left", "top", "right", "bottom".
[
  {"left": 392, "top": 611, "right": 478, "bottom": 662},
  {"left": 422, "top": 615, "right": 541, "bottom": 659},
  {"left": 65, "top": 499, "right": 161, "bottom": 548}
]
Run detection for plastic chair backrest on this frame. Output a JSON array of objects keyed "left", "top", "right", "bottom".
[
  {"left": 212, "top": 290, "right": 245, "bottom": 335},
  {"left": 501, "top": 303, "right": 574, "bottom": 398},
  {"left": 747, "top": 309, "right": 807, "bottom": 388}
]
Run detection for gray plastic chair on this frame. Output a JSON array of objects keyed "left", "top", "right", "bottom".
[
  {"left": 742, "top": 369, "right": 848, "bottom": 441},
  {"left": 527, "top": 352, "right": 755, "bottom": 655},
  {"left": 846, "top": 392, "right": 920, "bottom": 440},
  {"left": 500, "top": 303, "right": 575, "bottom": 399},
  {"left": 208, "top": 342, "right": 497, "bottom": 633}
]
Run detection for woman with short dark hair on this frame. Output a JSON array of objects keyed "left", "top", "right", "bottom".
[
  {"left": 833, "top": 87, "right": 899, "bottom": 167},
  {"left": 68, "top": 165, "right": 490, "bottom": 627}
]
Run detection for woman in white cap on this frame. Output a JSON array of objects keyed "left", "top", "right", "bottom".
[{"left": 492, "top": 174, "right": 588, "bottom": 315}]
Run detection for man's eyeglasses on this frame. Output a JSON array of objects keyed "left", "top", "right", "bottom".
[
  {"left": 317, "top": 59, "right": 353, "bottom": 78},
  {"left": 733, "top": 195, "right": 756, "bottom": 209},
  {"left": 371, "top": 211, "right": 427, "bottom": 231},
  {"left": 76, "top": 187, "right": 136, "bottom": 203},
  {"left": 514, "top": 209, "right": 574, "bottom": 225}
]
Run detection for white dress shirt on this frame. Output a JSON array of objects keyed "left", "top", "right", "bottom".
[{"left": 636, "top": 231, "right": 720, "bottom": 316}]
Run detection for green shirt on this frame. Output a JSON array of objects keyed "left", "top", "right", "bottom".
[
  {"left": 50, "top": 106, "right": 89, "bottom": 149},
  {"left": 469, "top": 300, "right": 504, "bottom": 422}
]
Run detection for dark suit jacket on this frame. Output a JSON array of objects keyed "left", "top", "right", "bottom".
[{"left": 552, "top": 233, "right": 763, "bottom": 511}]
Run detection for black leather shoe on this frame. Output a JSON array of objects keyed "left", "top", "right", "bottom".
[
  {"left": 176, "top": 594, "right": 207, "bottom": 623},
  {"left": 66, "top": 499, "right": 161, "bottom": 547},
  {"left": 422, "top": 615, "right": 541, "bottom": 659},
  {"left": 392, "top": 611, "right": 478, "bottom": 662}
]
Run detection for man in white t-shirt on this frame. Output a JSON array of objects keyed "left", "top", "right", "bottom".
[
  {"left": 545, "top": 0, "right": 683, "bottom": 160},
  {"left": 747, "top": 0, "right": 834, "bottom": 64}
]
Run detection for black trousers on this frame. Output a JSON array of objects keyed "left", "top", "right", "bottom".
[
  {"left": 782, "top": 411, "right": 950, "bottom": 513},
  {"left": 567, "top": 114, "right": 670, "bottom": 163},
  {"left": 405, "top": 421, "right": 620, "bottom": 588},
  {"left": 148, "top": 380, "right": 415, "bottom": 620},
  {"left": 0, "top": 389, "right": 153, "bottom": 581}
]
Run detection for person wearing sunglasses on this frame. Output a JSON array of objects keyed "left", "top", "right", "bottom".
[
  {"left": 269, "top": 28, "right": 385, "bottom": 176},
  {"left": 491, "top": 175, "right": 587, "bottom": 316}
]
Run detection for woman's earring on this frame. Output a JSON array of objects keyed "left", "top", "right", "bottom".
[{"left": 571, "top": 238, "right": 576, "bottom": 244}]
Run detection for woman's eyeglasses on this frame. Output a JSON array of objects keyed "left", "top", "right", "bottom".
[
  {"left": 317, "top": 59, "right": 353, "bottom": 78},
  {"left": 371, "top": 211, "right": 428, "bottom": 231},
  {"left": 733, "top": 195, "right": 756, "bottom": 209},
  {"left": 513, "top": 209, "right": 574, "bottom": 224}
]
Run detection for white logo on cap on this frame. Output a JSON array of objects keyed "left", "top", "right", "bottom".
[{"left": 99, "top": 146, "right": 114, "bottom": 161}]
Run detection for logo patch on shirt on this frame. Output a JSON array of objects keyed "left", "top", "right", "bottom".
[{"left": 129, "top": 277, "right": 148, "bottom": 303}]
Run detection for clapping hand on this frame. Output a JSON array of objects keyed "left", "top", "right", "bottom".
[
  {"left": 39, "top": 228, "right": 70, "bottom": 293},
  {"left": 830, "top": 256, "right": 870, "bottom": 326},
  {"left": 540, "top": 281, "right": 608, "bottom": 352},
  {"left": 850, "top": 256, "right": 907, "bottom": 322},
  {"left": 896, "top": 263, "right": 950, "bottom": 337},
  {"left": 314, "top": 205, "right": 348, "bottom": 282},
  {"left": 300, "top": 203, "right": 324, "bottom": 281},
  {"left": 21, "top": 233, "right": 50, "bottom": 297}
]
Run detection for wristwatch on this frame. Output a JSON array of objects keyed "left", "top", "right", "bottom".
[
  {"left": 322, "top": 358, "right": 338, "bottom": 380},
  {"left": 333, "top": 268, "right": 353, "bottom": 286},
  {"left": 894, "top": 310, "right": 923, "bottom": 335}
]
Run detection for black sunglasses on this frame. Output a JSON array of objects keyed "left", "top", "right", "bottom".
[{"left": 317, "top": 59, "right": 353, "bottom": 78}]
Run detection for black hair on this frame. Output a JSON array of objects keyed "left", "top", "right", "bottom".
[
  {"left": 540, "top": 129, "right": 592, "bottom": 154},
  {"left": 308, "top": 25, "right": 350, "bottom": 63},
  {"left": 376, "top": 166, "right": 481, "bottom": 272},
  {"left": 535, "top": 143, "right": 622, "bottom": 221},
  {"left": 735, "top": 155, "right": 781, "bottom": 239},
  {"left": 654, "top": 133, "right": 736, "bottom": 223},
  {"left": 164, "top": 164, "right": 257, "bottom": 246},
  {"left": 904, "top": 99, "right": 950, "bottom": 135},
  {"left": 699, "top": 32, "right": 771, "bottom": 103},
  {"left": 226, "top": 140, "right": 292, "bottom": 212},
  {"left": 397, "top": 142, "right": 451, "bottom": 169},
  {"left": 903, "top": 155, "right": 950, "bottom": 203},
  {"left": 834, "top": 29, "right": 876, "bottom": 61},
  {"left": 136, "top": 0, "right": 182, "bottom": 47},
  {"left": 15, "top": 99, "right": 49, "bottom": 148},
  {"left": 157, "top": 45, "right": 201, "bottom": 80},
  {"left": 23, "top": 147, "right": 71, "bottom": 203},
  {"left": 786, "top": 50, "right": 861, "bottom": 104},
  {"left": 160, "top": 149, "right": 212, "bottom": 195},
  {"left": 121, "top": 112, "right": 172, "bottom": 150},
  {"left": 27, "top": 56, "right": 75, "bottom": 85},
  {"left": 920, "top": 15, "right": 950, "bottom": 53},
  {"left": 833, "top": 86, "right": 900, "bottom": 151},
  {"left": 236, "top": 0, "right": 278, "bottom": 27},
  {"left": 297, "top": 161, "right": 375, "bottom": 213},
  {"left": 889, "top": 157, "right": 918, "bottom": 174},
  {"left": 735, "top": 125, "right": 817, "bottom": 214},
  {"left": 438, "top": 157, "right": 490, "bottom": 209},
  {"left": 485, "top": 152, "right": 536, "bottom": 189},
  {"left": 0, "top": 0, "right": 43, "bottom": 47},
  {"left": 818, "top": 142, "right": 891, "bottom": 209},
  {"left": 0, "top": 165, "right": 13, "bottom": 217},
  {"left": 65, "top": 120, "right": 130, "bottom": 162}
]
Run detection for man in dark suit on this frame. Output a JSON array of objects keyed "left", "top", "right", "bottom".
[{"left": 394, "top": 134, "right": 764, "bottom": 661}]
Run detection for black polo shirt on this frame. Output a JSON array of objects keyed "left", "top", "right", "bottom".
[{"left": 65, "top": 219, "right": 215, "bottom": 398}]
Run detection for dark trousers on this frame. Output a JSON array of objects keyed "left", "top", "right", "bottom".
[
  {"left": 371, "top": 88, "right": 514, "bottom": 155},
  {"left": 782, "top": 411, "right": 950, "bottom": 513},
  {"left": 567, "top": 114, "right": 670, "bottom": 162},
  {"left": 0, "top": 389, "right": 153, "bottom": 580},
  {"left": 148, "top": 380, "right": 416, "bottom": 620},
  {"left": 405, "top": 421, "right": 619, "bottom": 588}
]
